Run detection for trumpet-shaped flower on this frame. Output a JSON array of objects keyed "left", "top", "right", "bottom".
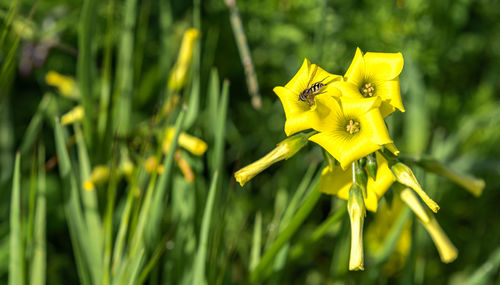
[
  {"left": 309, "top": 96, "right": 393, "bottom": 169},
  {"left": 168, "top": 28, "right": 199, "bottom": 92},
  {"left": 319, "top": 152, "right": 396, "bottom": 212},
  {"left": 274, "top": 58, "right": 342, "bottom": 136},
  {"left": 333, "top": 48, "right": 404, "bottom": 117}
]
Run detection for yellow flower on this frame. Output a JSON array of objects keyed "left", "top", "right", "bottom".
[
  {"left": 61, "top": 106, "right": 85, "bottom": 125},
  {"left": 83, "top": 165, "right": 110, "bottom": 191},
  {"left": 320, "top": 152, "right": 395, "bottom": 212},
  {"left": 309, "top": 96, "right": 393, "bottom": 169},
  {"left": 168, "top": 28, "right": 199, "bottom": 92},
  {"left": 163, "top": 128, "right": 207, "bottom": 156},
  {"left": 235, "top": 133, "right": 310, "bottom": 186},
  {"left": 332, "top": 48, "right": 404, "bottom": 117},
  {"left": 45, "top": 71, "right": 79, "bottom": 99},
  {"left": 400, "top": 188, "right": 458, "bottom": 263},
  {"left": 273, "top": 59, "right": 342, "bottom": 136},
  {"left": 145, "top": 156, "right": 164, "bottom": 174}
]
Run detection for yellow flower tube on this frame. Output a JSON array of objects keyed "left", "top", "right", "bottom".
[
  {"left": 45, "top": 71, "right": 79, "bottom": 99},
  {"left": 234, "top": 133, "right": 310, "bottom": 186},
  {"left": 168, "top": 28, "right": 199, "bottom": 92},
  {"left": 83, "top": 165, "right": 110, "bottom": 191},
  {"left": 400, "top": 188, "right": 458, "bottom": 263},
  {"left": 61, "top": 106, "right": 85, "bottom": 126},
  {"left": 163, "top": 128, "right": 208, "bottom": 156}
]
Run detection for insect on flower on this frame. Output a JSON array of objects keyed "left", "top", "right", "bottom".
[{"left": 298, "top": 65, "right": 335, "bottom": 106}]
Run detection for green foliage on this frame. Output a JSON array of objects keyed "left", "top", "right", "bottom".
[{"left": 1, "top": 0, "right": 499, "bottom": 284}]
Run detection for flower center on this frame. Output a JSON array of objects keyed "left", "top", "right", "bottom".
[
  {"left": 345, "top": 119, "right": 360, "bottom": 134},
  {"left": 360, "top": 83, "right": 375, "bottom": 98}
]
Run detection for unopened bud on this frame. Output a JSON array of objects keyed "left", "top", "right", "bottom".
[
  {"left": 234, "top": 133, "right": 309, "bottom": 186},
  {"left": 61, "top": 106, "right": 84, "bottom": 126},
  {"left": 163, "top": 128, "right": 207, "bottom": 156},
  {"left": 416, "top": 156, "right": 484, "bottom": 197},
  {"left": 366, "top": 154, "right": 377, "bottom": 180},
  {"left": 400, "top": 188, "right": 457, "bottom": 263},
  {"left": 83, "top": 165, "right": 110, "bottom": 191},
  {"left": 168, "top": 28, "right": 199, "bottom": 92},
  {"left": 348, "top": 184, "right": 366, "bottom": 271},
  {"left": 391, "top": 162, "right": 440, "bottom": 213},
  {"left": 45, "top": 71, "right": 79, "bottom": 99}
]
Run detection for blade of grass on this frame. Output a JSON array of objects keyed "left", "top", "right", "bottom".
[
  {"left": 463, "top": 246, "right": 500, "bottom": 285},
  {"left": 9, "top": 152, "right": 24, "bottom": 285},
  {"left": 30, "top": 144, "right": 46, "bottom": 285},
  {"left": 19, "top": 93, "right": 52, "bottom": 155},
  {"left": 137, "top": 232, "right": 170, "bottom": 284},
  {"left": 74, "top": 123, "right": 103, "bottom": 264},
  {"left": 192, "top": 171, "right": 219, "bottom": 285},
  {"left": 77, "top": 0, "right": 97, "bottom": 145},
  {"left": 251, "top": 181, "right": 322, "bottom": 282},
  {"left": 126, "top": 249, "right": 145, "bottom": 285},
  {"left": 97, "top": 0, "right": 115, "bottom": 153},
  {"left": 54, "top": 118, "right": 91, "bottom": 285},
  {"left": 0, "top": 0, "right": 19, "bottom": 48},
  {"left": 249, "top": 211, "right": 262, "bottom": 271},
  {"left": 206, "top": 68, "right": 219, "bottom": 139},
  {"left": 210, "top": 80, "right": 229, "bottom": 174},
  {"left": 102, "top": 158, "right": 120, "bottom": 285},
  {"left": 112, "top": 0, "right": 138, "bottom": 136}
]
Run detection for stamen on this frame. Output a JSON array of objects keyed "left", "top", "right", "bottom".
[
  {"left": 360, "top": 83, "right": 375, "bottom": 98},
  {"left": 346, "top": 119, "right": 361, "bottom": 134}
]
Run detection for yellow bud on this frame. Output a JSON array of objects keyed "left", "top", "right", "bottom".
[
  {"left": 83, "top": 180, "right": 94, "bottom": 191},
  {"left": 61, "top": 106, "right": 85, "bottom": 125},
  {"left": 120, "top": 160, "right": 135, "bottom": 177},
  {"left": 45, "top": 71, "right": 79, "bottom": 99},
  {"left": 168, "top": 28, "right": 199, "bottom": 91},
  {"left": 234, "top": 133, "right": 309, "bottom": 186},
  {"left": 348, "top": 184, "right": 366, "bottom": 271},
  {"left": 83, "top": 165, "right": 110, "bottom": 191},
  {"left": 145, "top": 156, "right": 159, "bottom": 173},
  {"left": 391, "top": 162, "right": 440, "bottom": 213},
  {"left": 400, "top": 188, "right": 458, "bottom": 263},
  {"left": 163, "top": 128, "right": 207, "bottom": 156}
]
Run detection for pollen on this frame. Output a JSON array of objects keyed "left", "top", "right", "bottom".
[
  {"left": 360, "top": 83, "right": 375, "bottom": 98},
  {"left": 346, "top": 119, "right": 360, "bottom": 134}
]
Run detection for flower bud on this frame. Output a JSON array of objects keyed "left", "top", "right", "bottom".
[
  {"left": 145, "top": 156, "right": 164, "bottom": 174},
  {"left": 416, "top": 156, "right": 484, "bottom": 197},
  {"left": 45, "top": 71, "right": 79, "bottom": 99},
  {"left": 384, "top": 143, "right": 400, "bottom": 156},
  {"left": 234, "top": 133, "right": 309, "bottom": 186},
  {"left": 391, "top": 162, "right": 439, "bottom": 213},
  {"left": 365, "top": 154, "right": 377, "bottom": 180},
  {"left": 400, "top": 188, "right": 457, "bottom": 263},
  {"left": 168, "top": 28, "right": 199, "bottom": 92},
  {"left": 83, "top": 165, "right": 110, "bottom": 191},
  {"left": 61, "top": 106, "right": 84, "bottom": 126},
  {"left": 348, "top": 183, "right": 366, "bottom": 271},
  {"left": 163, "top": 128, "right": 207, "bottom": 156}
]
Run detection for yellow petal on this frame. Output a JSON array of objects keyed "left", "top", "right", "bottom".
[
  {"left": 310, "top": 132, "right": 382, "bottom": 170},
  {"left": 331, "top": 81, "right": 364, "bottom": 99},
  {"left": 358, "top": 109, "right": 393, "bottom": 146},
  {"left": 364, "top": 188, "right": 380, "bottom": 212},
  {"left": 340, "top": 96, "right": 381, "bottom": 117},
  {"left": 284, "top": 58, "right": 311, "bottom": 95},
  {"left": 319, "top": 165, "right": 351, "bottom": 199},
  {"left": 364, "top": 52, "right": 404, "bottom": 81},
  {"left": 380, "top": 101, "right": 396, "bottom": 117},
  {"left": 367, "top": 152, "right": 396, "bottom": 199},
  {"left": 375, "top": 79, "right": 405, "bottom": 112},
  {"left": 345, "top": 47, "right": 365, "bottom": 86}
]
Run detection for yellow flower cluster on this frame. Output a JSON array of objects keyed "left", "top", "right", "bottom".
[{"left": 234, "top": 48, "right": 484, "bottom": 272}]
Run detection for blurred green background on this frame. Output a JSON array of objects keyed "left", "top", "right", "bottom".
[{"left": 1, "top": 0, "right": 500, "bottom": 284}]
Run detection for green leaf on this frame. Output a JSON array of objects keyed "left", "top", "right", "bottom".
[{"left": 9, "top": 152, "right": 24, "bottom": 285}]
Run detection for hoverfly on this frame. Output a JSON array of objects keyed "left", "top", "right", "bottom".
[{"left": 298, "top": 65, "right": 333, "bottom": 106}]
